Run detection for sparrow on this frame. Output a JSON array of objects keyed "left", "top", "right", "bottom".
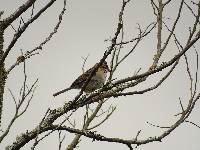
[{"left": 53, "top": 61, "right": 110, "bottom": 97}]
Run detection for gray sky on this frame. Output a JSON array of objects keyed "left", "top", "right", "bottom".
[{"left": 1, "top": 0, "right": 200, "bottom": 150}]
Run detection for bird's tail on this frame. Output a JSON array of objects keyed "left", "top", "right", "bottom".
[{"left": 53, "top": 87, "right": 72, "bottom": 97}]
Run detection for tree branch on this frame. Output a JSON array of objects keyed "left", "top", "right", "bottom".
[
  {"left": 1, "top": 0, "right": 36, "bottom": 30},
  {"left": 0, "top": 0, "right": 57, "bottom": 66},
  {"left": 6, "top": 0, "right": 67, "bottom": 74}
]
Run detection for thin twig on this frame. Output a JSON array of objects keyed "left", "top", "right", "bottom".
[
  {"left": 0, "top": 0, "right": 57, "bottom": 65},
  {"left": 185, "top": 120, "right": 200, "bottom": 129},
  {"left": 1, "top": 0, "right": 37, "bottom": 30},
  {"left": 146, "top": 121, "right": 170, "bottom": 129},
  {"left": 58, "top": 131, "right": 66, "bottom": 150},
  {"left": 6, "top": 0, "right": 67, "bottom": 74},
  {"left": 31, "top": 108, "right": 50, "bottom": 150},
  {"left": 81, "top": 54, "right": 90, "bottom": 73}
]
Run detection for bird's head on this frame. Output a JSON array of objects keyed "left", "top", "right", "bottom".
[{"left": 99, "top": 61, "right": 110, "bottom": 74}]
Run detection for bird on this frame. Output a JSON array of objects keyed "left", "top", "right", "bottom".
[{"left": 53, "top": 61, "right": 110, "bottom": 97}]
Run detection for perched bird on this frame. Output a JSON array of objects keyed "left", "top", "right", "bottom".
[{"left": 53, "top": 61, "right": 110, "bottom": 97}]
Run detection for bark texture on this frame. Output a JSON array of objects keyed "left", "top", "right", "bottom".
[{"left": 0, "top": 24, "right": 6, "bottom": 126}]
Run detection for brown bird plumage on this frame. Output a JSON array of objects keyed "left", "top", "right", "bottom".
[{"left": 53, "top": 61, "right": 109, "bottom": 97}]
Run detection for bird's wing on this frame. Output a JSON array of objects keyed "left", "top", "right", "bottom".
[{"left": 70, "top": 66, "right": 96, "bottom": 89}]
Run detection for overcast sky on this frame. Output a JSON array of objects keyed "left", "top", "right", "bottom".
[{"left": 0, "top": 0, "right": 200, "bottom": 150}]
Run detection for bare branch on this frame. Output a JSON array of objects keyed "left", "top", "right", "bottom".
[
  {"left": 30, "top": 2, "right": 35, "bottom": 18},
  {"left": 33, "top": 116, "right": 68, "bottom": 148},
  {"left": 118, "top": 22, "right": 157, "bottom": 45},
  {"left": 161, "top": 0, "right": 184, "bottom": 53},
  {"left": 8, "top": 88, "right": 17, "bottom": 109},
  {"left": 179, "top": 97, "right": 185, "bottom": 113},
  {"left": 111, "top": 28, "right": 200, "bottom": 87},
  {"left": 146, "top": 121, "right": 170, "bottom": 129},
  {"left": 134, "top": 130, "right": 141, "bottom": 141},
  {"left": 10, "top": 24, "right": 17, "bottom": 32},
  {"left": 184, "top": 2, "right": 197, "bottom": 18},
  {"left": 0, "top": 0, "right": 57, "bottom": 66},
  {"left": 6, "top": 0, "right": 67, "bottom": 74},
  {"left": 193, "top": 47, "right": 199, "bottom": 97},
  {"left": 31, "top": 108, "right": 50, "bottom": 150},
  {"left": 150, "top": 0, "right": 163, "bottom": 69},
  {"left": 0, "top": 61, "right": 37, "bottom": 143},
  {"left": 49, "top": 93, "right": 200, "bottom": 148},
  {"left": 163, "top": 0, "right": 172, "bottom": 7},
  {"left": 185, "top": 120, "right": 200, "bottom": 129},
  {"left": 150, "top": 0, "right": 158, "bottom": 15},
  {"left": 87, "top": 59, "right": 178, "bottom": 99},
  {"left": 88, "top": 105, "right": 116, "bottom": 130},
  {"left": 81, "top": 54, "right": 90, "bottom": 73},
  {"left": 186, "top": 1, "right": 200, "bottom": 44},
  {"left": 1, "top": 0, "right": 36, "bottom": 30},
  {"left": 66, "top": 101, "right": 104, "bottom": 150},
  {"left": 117, "top": 24, "right": 142, "bottom": 65},
  {"left": 58, "top": 131, "right": 66, "bottom": 150}
]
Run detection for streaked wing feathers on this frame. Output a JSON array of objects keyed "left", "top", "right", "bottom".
[{"left": 70, "top": 66, "right": 96, "bottom": 89}]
